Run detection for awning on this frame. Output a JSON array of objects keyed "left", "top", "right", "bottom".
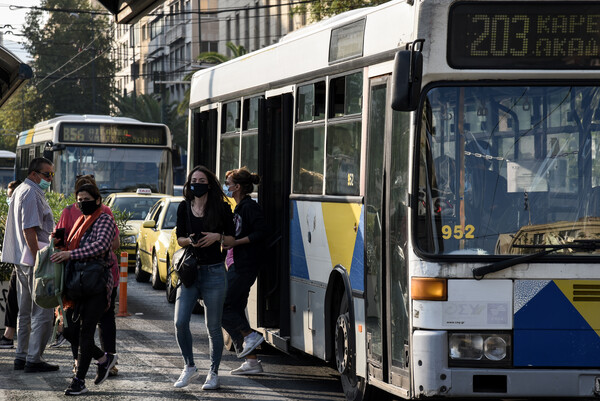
[
  {"left": 0, "top": 45, "right": 32, "bottom": 108},
  {"left": 97, "top": 0, "right": 166, "bottom": 24}
]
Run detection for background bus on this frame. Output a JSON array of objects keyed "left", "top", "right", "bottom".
[
  {"left": 0, "top": 150, "right": 16, "bottom": 189},
  {"left": 15, "top": 115, "right": 173, "bottom": 195},
  {"left": 188, "top": 0, "right": 600, "bottom": 400}
]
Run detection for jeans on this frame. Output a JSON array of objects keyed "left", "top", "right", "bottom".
[
  {"left": 63, "top": 293, "right": 107, "bottom": 380},
  {"left": 174, "top": 262, "right": 227, "bottom": 373},
  {"left": 221, "top": 264, "right": 258, "bottom": 354},
  {"left": 15, "top": 264, "right": 54, "bottom": 363}
]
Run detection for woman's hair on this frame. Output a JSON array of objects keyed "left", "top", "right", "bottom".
[
  {"left": 226, "top": 167, "right": 260, "bottom": 196},
  {"left": 75, "top": 174, "right": 97, "bottom": 192},
  {"left": 7, "top": 180, "right": 22, "bottom": 191},
  {"left": 183, "top": 165, "right": 228, "bottom": 231},
  {"left": 75, "top": 183, "right": 102, "bottom": 202}
]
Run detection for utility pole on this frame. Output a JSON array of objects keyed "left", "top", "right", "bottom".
[{"left": 91, "top": 12, "right": 97, "bottom": 113}]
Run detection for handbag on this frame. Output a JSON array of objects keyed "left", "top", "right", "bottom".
[
  {"left": 173, "top": 247, "right": 198, "bottom": 288},
  {"left": 64, "top": 221, "right": 110, "bottom": 300},
  {"left": 173, "top": 201, "right": 198, "bottom": 288},
  {"left": 65, "top": 259, "right": 108, "bottom": 299}
]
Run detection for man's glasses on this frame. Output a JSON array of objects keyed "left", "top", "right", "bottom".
[{"left": 36, "top": 171, "right": 54, "bottom": 179}]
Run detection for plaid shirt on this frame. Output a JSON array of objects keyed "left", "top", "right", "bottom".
[{"left": 70, "top": 213, "right": 116, "bottom": 261}]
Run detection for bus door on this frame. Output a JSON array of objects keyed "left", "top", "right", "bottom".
[
  {"left": 256, "top": 93, "right": 293, "bottom": 341},
  {"left": 191, "top": 109, "right": 218, "bottom": 172},
  {"left": 365, "top": 75, "right": 411, "bottom": 395}
]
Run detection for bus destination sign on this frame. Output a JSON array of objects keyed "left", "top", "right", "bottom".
[
  {"left": 59, "top": 123, "right": 167, "bottom": 145},
  {"left": 448, "top": 2, "right": 600, "bottom": 69}
]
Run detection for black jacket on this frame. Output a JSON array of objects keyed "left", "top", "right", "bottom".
[{"left": 232, "top": 196, "right": 268, "bottom": 273}]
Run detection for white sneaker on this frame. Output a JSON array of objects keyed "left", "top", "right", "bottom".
[
  {"left": 202, "top": 372, "right": 220, "bottom": 390},
  {"left": 231, "top": 360, "right": 263, "bottom": 375},
  {"left": 238, "top": 332, "right": 265, "bottom": 358},
  {"left": 174, "top": 366, "right": 199, "bottom": 388}
]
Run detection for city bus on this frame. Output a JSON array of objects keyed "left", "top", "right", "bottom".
[
  {"left": 15, "top": 115, "right": 173, "bottom": 195},
  {"left": 187, "top": 0, "right": 600, "bottom": 399},
  {"left": 0, "top": 150, "right": 16, "bottom": 188}
]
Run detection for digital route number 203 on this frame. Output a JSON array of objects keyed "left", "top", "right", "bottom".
[{"left": 441, "top": 225, "right": 475, "bottom": 240}]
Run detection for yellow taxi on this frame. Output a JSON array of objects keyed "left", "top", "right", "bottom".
[
  {"left": 104, "top": 189, "right": 168, "bottom": 269},
  {"left": 165, "top": 229, "right": 182, "bottom": 303},
  {"left": 136, "top": 196, "right": 184, "bottom": 289}
]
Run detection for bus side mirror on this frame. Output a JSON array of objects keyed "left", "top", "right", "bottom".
[
  {"left": 43, "top": 141, "right": 66, "bottom": 161},
  {"left": 392, "top": 39, "right": 424, "bottom": 112},
  {"left": 172, "top": 147, "right": 181, "bottom": 167}
]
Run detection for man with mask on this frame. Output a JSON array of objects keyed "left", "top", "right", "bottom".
[{"left": 1, "top": 157, "right": 59, "bottom": 373}]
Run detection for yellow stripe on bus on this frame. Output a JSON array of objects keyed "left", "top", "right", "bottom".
[{"left": 321, "top": 202, "right": 361, "bottom": 273}]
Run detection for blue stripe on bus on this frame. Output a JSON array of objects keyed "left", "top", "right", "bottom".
[
  {"left": 514, "top": 281, "right": 600, "bottom": 366},
  {"left": 349, "top": 206, "right": 364, "bottom": 292},
  {"left": 289, "top": 201, "right": 309, "bottom": 280}
]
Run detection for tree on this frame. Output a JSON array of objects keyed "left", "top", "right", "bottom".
[
  {"left": 294, "top": 0, "right": 389, "bottom": 22},
  {"left": 20, "top": 0, "right": 117, "bottom": 118},
  {"left": 177, "top": 42, "right": 247, "bottom": 116},
  {"left": 112, "top": 93, "right": 187, "bottom": 149},
  {"left": 0, "top": 85, "right": 41, "bottom": 151}
]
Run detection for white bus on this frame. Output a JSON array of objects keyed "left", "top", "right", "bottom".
[
  {"left": 0, "top": 150, "right": 16, "bottom": 188},
  {"left": 16, "top": 115, "right": 173, "bottom": 195},
  {"left": 188, "top": 1, "right": 600, "bottom": 399}
]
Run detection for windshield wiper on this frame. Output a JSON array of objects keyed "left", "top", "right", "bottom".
[{"left": 473, "top": 240, "right": 600, "bottom": 279}]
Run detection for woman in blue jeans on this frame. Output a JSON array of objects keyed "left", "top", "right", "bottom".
[{"left": 174, "top": 165, "right": 235, "bottom": 390}]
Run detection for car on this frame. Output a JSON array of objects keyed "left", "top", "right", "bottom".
[
  {"left": 136, "top": 196, "right": 184, "bottom": 289},
  {"left": 104, "top": 189, "right": 168, "bottom": 269}
]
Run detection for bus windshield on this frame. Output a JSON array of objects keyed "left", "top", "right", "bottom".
[
  {"left": 55, "top": 146, "right": 171, "bottom": 195},
  {"left": 417, "top": 85, "right": 600, "bottom": 256}
]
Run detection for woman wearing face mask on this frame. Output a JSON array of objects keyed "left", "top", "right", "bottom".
[
  {"left": 54, "top": 175, "right": 121, "bottom": 381},
  {"left": 173, "top": 165, "right": 235, "bottom": 390},
  {"left": 50, "top": 183, "right": 118, "bottom": 396},
  {"left": 221, "top": 167, "right": 269, "bottom": 375}
]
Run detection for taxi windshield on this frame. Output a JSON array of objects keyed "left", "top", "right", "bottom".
[
  {"left": 417, "top": 85, "right": 600, "bottom": 256},
  {"left": 112, "top": 197, "right": 164, "bottom": 220}
]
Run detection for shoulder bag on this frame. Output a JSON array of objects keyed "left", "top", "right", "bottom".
[
  {"left": 173, "top": 201, "right": 198, "bottom": 288},
  {"left": 64, "top": 224, "right": 110, "bottom": 300}
]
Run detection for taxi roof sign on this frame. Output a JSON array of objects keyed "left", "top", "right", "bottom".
[{"left": 136, "top": 188, "right": 152, "bottom": 195}]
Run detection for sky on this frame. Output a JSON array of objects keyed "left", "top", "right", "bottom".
[{"left": 0, "top": 1, "right": 41, "bottom": 62}]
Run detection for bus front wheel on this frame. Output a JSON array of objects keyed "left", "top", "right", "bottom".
[{"left": 335, "top": 292, "right": 368, "bottom": 401}]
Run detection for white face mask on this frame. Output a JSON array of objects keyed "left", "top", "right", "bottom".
[{"left": 6, "top": 196, "right": 13, "bottom": 206}]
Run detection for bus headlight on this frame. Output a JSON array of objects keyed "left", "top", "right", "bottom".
[{"left": 449, "top": 332, "right": 511, "bottom": 366}]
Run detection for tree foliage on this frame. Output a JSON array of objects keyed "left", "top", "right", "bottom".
[
  {"left": 21, "top": 0, "right": 117, "bottom": 118},
  {"left": 295, "top": 0, "right": 389, "bottom": 22},
  {"left": 112, "top": 93, "right": 187, "bottom": 149},
  {"left": 177, "top": 42, "right": 247, "bottom": 116}
]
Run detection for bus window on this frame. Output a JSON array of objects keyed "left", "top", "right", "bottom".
[
  {"left": 219, "top": 134, "right": 240, "bottom": 183},
  {"left": 297, "top": 81, "right": 326, "bottom": 122},
  {"left": 326, "top": 121, "right": 361, "bottom": 195},
  {"left": 222, "top": 101, "right": 240, "bottom": 133},
  {"left": 243, "top": 97, "right": 260, "bottom": 130},
  {"left": 329, "top": 72, "right": 363, "bottom": 118},
  {"left": 293, "top": 126, "right": 325, "bottom": 194}
]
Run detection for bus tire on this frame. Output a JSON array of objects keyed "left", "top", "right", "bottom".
[{"left": 336, "top": 292, "right": 368, "bottom": 401}]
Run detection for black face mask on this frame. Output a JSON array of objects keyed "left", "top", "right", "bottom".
[
  {"left": 78, "top": 199, "right": 100, "bottom": 215},
  {"left": 190, "top": 183, "right": 209, "bottom": 198}
]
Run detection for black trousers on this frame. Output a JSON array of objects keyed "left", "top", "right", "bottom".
[
  {"left": 4, "top": 267, "right": 18, "bottom": 329},
  {"left": 63, "top": 293, "right": 107, "bottom": 381},
  {"left": 98, "top": 287, "right": 117, "bottom": 354}
]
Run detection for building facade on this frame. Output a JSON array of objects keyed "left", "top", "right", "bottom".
[{"left": 113, "top": 0, "right": 307, "bottom": 104}]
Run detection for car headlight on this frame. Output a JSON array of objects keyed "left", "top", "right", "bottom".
[
  {"left": 121, "top": 235, "right": 137, "bottom": 244},
  {"left": 449, "top": 332, "right": 511, "bottom": 367}
]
